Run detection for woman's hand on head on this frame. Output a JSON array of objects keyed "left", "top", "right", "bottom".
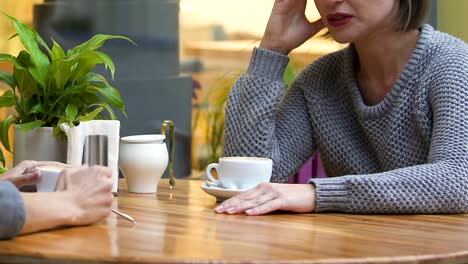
[
  {"left": 214, "top": 183, "right": 316, "bottom": 215},
  {"left": 0, "top": 160, "right": 65, "bottom": 189},
  {"left": 260, "top": 0, "right": 325, "bottom": 55},
  {"left": 56, "top": 166, "right": 114, "bottom": 226}
]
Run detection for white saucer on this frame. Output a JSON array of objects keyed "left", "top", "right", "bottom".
[{"left": 200, "top": 182, "right": 244, "bottom": 201}]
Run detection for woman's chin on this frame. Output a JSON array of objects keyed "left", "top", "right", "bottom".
[{"left": 329, "top": 33, "right": 353, "bottom": 44}]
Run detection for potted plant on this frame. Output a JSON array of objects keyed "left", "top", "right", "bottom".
[{"left": 0, "top": 13, "right": 135, "bottom": 167}]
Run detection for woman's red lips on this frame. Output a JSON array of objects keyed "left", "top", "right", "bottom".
[{"left": 326, "top": 12, "right": 354, "bottom": 27}]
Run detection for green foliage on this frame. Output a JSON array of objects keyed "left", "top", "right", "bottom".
[{"left": 0, "top": 12, "right": 135, "bottom": 166}]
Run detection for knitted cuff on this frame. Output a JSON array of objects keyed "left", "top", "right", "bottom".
[
  {"left": 0, "top": 181, "right": 26, "bottom": 239},
  {"left": 309, "top": 177, "right": 350, "bottom": 212},
  {"left": 248, "top": 47, "right": 290, "bottom": 81}
]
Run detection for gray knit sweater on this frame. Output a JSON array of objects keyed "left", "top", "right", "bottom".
[
  {"left": 223, "top": 24, "right": 468, "bottom": 214},
  {"left": 0, "top": 180, "right": 25, "bottom": 239}
]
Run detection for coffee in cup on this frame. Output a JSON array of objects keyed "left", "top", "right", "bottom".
[
  {"left": 205, "top": 157, "right": 272, "bottom": 190},
  {"left": 36, "top": 164, "right": 68, "bottom": 192}
]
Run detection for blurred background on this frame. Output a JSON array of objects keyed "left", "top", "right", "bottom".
[{"left": 0, "top": 0, "right": 466, "bottom": 178}]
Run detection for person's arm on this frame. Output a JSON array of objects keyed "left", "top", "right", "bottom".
[
  {"left": 19, "top": 166, "right": 113, "bottom": 235},
  {"left": 224, "top": 48, "right": 315, "bottom": 182},
  {"left": 223, "top": 0, "right": 325, "bottom": 182},
  {"left": 0, "top": 181, "right": 26, "bottom": 239},
  {"left": 19, "top": 192, "right": 75, "bottom": 235},
  {"left": 0, "top": 166, "right": 113, "bottom": 239}
]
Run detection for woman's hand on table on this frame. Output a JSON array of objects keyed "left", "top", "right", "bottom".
[
  {"left": 0, "top": 160, "right": 65, "bottom": 189},
  {"left": 260, "top": 0, "right": 325, "bottom": 55},
  {"left": 55, "top": 166, "right": 114, "bottom": 226},
  {"left": 214, "top": 183, "right": 316, "bottom": 215}
]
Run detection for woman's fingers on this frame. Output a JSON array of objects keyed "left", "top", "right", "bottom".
[
  {"left": 261, "top": 0, "right": 325, "bottom": 54},
  {"left": 9, "top": 171, "right": 41, "bottom": 188},
  {"left": 215, "top": 183, "right": 281, "bottom": 215},
  {"left": 245, "top": 199, "right": 283, "bottom": 216},
  {"left": 273, "top": 0, "right": 307, "bottom": 13}
]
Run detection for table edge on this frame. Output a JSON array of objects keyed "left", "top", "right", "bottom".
[{"left": 1, "top": 250, "right": 468, "bottom": 264}]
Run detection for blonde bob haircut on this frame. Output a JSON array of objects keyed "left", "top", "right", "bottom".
[{"left": 395, "top": 0, "right": 431, "bottom": 31}]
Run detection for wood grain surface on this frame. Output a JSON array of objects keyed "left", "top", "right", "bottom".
[{"left": 1, "top": 179, "right": 468, "bottom": 264}]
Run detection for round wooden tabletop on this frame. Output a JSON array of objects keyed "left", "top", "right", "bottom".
[{"left": 1, "top": 180, "right": 468, "bottom": 264}]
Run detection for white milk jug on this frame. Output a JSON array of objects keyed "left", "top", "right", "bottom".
[{"left": 119, "top": 120, "right": 175, "bottom": 193}]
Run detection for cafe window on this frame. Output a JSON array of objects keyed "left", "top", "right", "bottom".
[{"left": 0, "top": 0, "right": 465, "bottom": 176}]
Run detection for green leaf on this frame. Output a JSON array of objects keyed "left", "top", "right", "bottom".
[
  {"left": 3, "top": 12, "right": 50, "bottom": 87},
  {"left": 81, "top": 92, "right": 103, "bottom": 104},
  {"left": 13, "top": 52, "right": 38, "bottom": 96},
  {"left": 92, "top": 84, "right": 125, "bottom": 111},
  {"left": 65, "top": 103, "right": 78, "bottom": 121},
  {"left": 0, "top": 71, "right": 16, "bottom": 88},
  {"left": 50, "top": 59, "right": 71, "bottom": 90},
  {"left": 68, "top": 34, "right": 136, "bottom": 55},
  {"left": 17, "top": 97, "right": 40, "bottom": 121},
  {"left": 17, "top": 120, "right": 44, "bottom": 133},
  {"left": 83, "top": 72, "right": 110, "bottom": 86},
  {"left": 16, "top": 50, "right": 31, "bottom": 67},
  {"left": 95, "top": 51, "right": 115, "bottom": 79},
  {"left": 68, "top": 52, "right": 105, "bottom": 84},
  {"left": 0, "top": 54, "right": 17, "bottom": 64},
  {"left": 28, "top": 103, "right": 46, "bottom": 114},
  {"left": 51, "top": 39, "right": 66, "bottom": 60},
  {"left": 76, "top": 107, "right": 104, "bottom": 121},
  {"left": 0, "top": 150, "right": 5, "bottom": 167},
  {"left": 92, "top": 102, "right": 117, "bottom": 120},
  {"left": 0, "top": 114, "right": 15, "bottom": 152},
  {"left": 62, "top": 84, "right": 88, "bottom": 95},
  {"left": 0, "top": 90, "right": 16, "bottom": 107},
  {"left": 35, "top": 32, "right": 52, "bottom": 56}
]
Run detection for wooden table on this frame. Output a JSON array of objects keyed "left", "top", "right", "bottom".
[{"left": 1, "top": 180, "right": 468, "bottom": 264}]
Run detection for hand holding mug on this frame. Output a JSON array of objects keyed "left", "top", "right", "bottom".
[
  {"left": 55, "top": 166, "right": 114, "bottom": 226},
  {"left": 0, "top": 160, "right": 66, "bottom": 189}
]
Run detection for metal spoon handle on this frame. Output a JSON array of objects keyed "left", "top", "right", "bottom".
[{"left": 112, "top": 209, "right": 136, "bottom": 224}]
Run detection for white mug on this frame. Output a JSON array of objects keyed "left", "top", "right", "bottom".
[
  {"left": 205, "top": 157, "right": 272, "bottom": 190},
  {"left": 36, "top": 165, "right": 67, "bottom": 192}
]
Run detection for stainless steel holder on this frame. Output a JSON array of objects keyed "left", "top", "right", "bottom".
[{"left": 82, "top": 135, "right": 108, "bottom": 166}]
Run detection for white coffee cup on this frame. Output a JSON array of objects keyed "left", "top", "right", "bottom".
[
  {"left": 36, "top": 165, "right": 67, "bottom": 192},
  {"left": 205, "top": 157, "right": 272, "bottom": 190}
]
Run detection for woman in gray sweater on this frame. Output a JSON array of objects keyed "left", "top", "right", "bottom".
[
  {"left": 0, "top": 161, "right": 113, "bottom": 239},
  {"left": 215, "top": 0, "right": 468, "bottom": 215}
]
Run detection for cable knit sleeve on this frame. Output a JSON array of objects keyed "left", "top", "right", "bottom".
[
  {"left": 223, "top": 48, "right": 316, "bottom": 182},
  {"left": 0, "top": 180, "right": 26, "bottom": 239}
]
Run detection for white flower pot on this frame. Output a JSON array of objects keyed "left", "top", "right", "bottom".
[{"left": 13, "top": 126, "right": 67, "bottom": 166}]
